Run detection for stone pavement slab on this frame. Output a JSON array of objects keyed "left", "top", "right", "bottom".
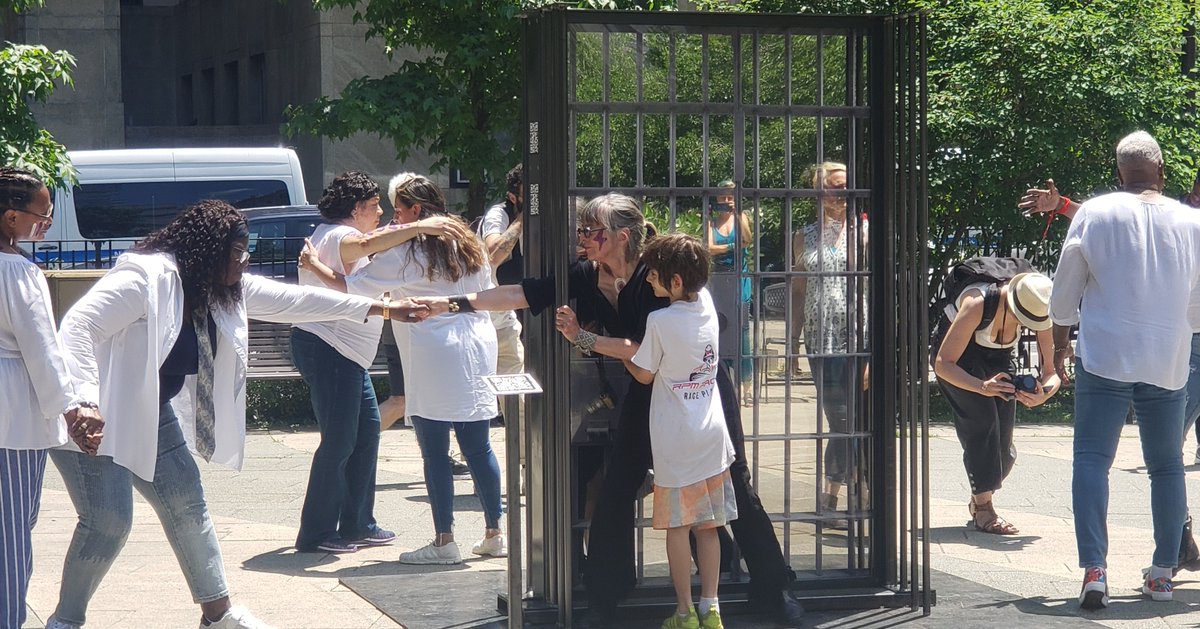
[{"left": 21, "top": 422, "right": 1200, "bottom": 628}]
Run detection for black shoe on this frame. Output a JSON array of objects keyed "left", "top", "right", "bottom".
[
  {"left": 449, "top": 454, "right": 471, "bottom": 480},
  {"left": 1178, "top": 516, "right": 1200, "bottom": 574},
  {"left": 775, "top": 591, "right": 805, "bottom": 627}
]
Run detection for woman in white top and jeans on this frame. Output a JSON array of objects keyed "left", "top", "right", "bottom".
[
  {"left": 0, "top": 167, "right": 103, "bottom": 629},
  {"left": 48, "top": 201, "right": 417, "bottom": 629},
  {"left": 301, "top": 175, "right": 505, "bottom": 564}
]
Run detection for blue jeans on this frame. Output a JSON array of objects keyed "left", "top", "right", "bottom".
[
  {"left": 1183, "top": 333, "right": 1200, "bottom": 438},
  {"left": 411, "top": 416, "right": 503, "bottom": 534},
  {"left": 290, "top": 329, "right": 381, "bottom": 549},
  {"left": 49, "top": 403, "right": 227, "bottom": 627},
  {"left": 1073, "top": 362, "right": 1187, "bottom": 569}
]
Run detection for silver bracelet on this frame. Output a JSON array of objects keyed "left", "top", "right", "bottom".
[{"left": 575, "top": 329, "right": 598, "bottom": 352}]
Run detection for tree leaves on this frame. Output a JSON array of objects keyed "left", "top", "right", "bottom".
[{"left": 0, "top": 43, "right": 76, "bottom": 188}]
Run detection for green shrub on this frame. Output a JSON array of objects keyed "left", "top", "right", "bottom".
[{"left": 245, "top": 376, "right": 394, "bottom": 428}]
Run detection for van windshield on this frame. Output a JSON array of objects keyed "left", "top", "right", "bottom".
[{"left": 74, "top": 180, "right": 290, "bottom": 239}]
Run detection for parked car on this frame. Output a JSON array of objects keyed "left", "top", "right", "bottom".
[
  {"left": 243, "top": 204, "right": 322, "bottom": 283},
  {"left": 32, "top": 147, "right": 308, "bottom": 269}
]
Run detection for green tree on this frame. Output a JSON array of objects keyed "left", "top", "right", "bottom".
[
  {"left": 287, "top": 0, "right": 672, "bottom": 215},
  {"left": 703, "top": 0, "right": 1200, "bottom": 293},
  {"left": 0, "top": 2, "right": 76, "bottom": 188}
]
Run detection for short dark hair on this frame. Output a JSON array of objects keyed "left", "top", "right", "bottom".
[
  {"left": 506, "top": 163, "right": 523, "bottom": 195},
  {"left": 641, "top": 232, "right": 710, "bottom": 296},
  {"left": 317, "top": 171, "right": 379, "bottom": 220}
]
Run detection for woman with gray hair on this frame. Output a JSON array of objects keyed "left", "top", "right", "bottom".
[{"left": 417, "top": 192, "right": 805, "bottom": 626}]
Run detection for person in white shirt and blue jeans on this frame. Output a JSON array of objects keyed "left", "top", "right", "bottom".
[{"left": 1050, "top": 131, "right": 1200, "bottom": 610}]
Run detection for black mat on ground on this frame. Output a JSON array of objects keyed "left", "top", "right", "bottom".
[
  {"left": 342, "top": 568, "right": 1109, "bottom": 628},
  {"left": 341, "top": 569, "right": 508, "bottom": 629}
]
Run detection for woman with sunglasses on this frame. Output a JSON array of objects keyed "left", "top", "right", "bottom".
[
  {"left": 46, "top": 200, "right": 421, "bottom": 629},
  {"left": 0, "top": 167, "right": 103, "bottom": 629},
  {"left": 415, "top": 193, "right": 805, "bottom": 627}
]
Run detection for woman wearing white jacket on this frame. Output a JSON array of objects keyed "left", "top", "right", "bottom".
[{"left": 45, "top": 201, "right": 425, "bottom": 629}]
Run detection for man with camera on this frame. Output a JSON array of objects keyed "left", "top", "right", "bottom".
[{"left": 933, "top": 269, "right": 1060, "bottom": 536}]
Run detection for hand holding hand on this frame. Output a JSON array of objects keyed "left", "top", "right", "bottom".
[
  {"left": 555, "top": 305, "right": 581, "bottom": 343},
  {"left": 412, "top": 296, "right": 451, "bottom": 316},
  {"left": 65, "top": 405, "right": 104, "bottom": 455},
  {"left": 1018, "top": 179, "right": 1062, "bottom": 215},
  {"left": 393, "top": 298, "right": 431, "bottom": 322}
]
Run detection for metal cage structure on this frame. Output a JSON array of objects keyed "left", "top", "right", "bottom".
[{"left": 512, "top": 7, "right": 929, "bottom": 625}]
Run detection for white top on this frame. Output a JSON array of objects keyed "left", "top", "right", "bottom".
[
  {"left": 0, "top": 252, "right": 79, "bottom": 449},
  {"left": 951, "top": 282, "right": 1018, "bottom": 350},
  {"left": 346, "top": 242, "right": 498, "bottom": 422},
  {"left": 58, "top": 252, "right": 374, "bottom": 480},
  {"left": 295, "top": 223, "right": 386, "bottom": 368},
  {"left": 1050, "top": 192, "right": 1200, "bottom": 390},
  {"left": 632, "top": 289, "right": 734, "bottom": 488},
  {"left": 478, "top": 202, "right": 520, "bottom": 330}
]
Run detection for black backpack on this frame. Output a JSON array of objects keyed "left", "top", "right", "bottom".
[{"left": 930, "top": 256, "right": 1035, "bottom": 366}]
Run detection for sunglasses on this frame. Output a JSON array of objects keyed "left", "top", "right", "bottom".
[
  {"left": 576, "top": 226, "right": 607, "bottom": 239},
  {"left": 231, "top": 246, "right": 250, "bottom": 264},
  {"left": 7, "top": 204, "right": 54, "bottom": 220}
]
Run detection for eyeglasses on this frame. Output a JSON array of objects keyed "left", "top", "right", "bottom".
[
  {"left": 231, "top": 246, "right": 250, "bottom": 264},
  {"left": 7, "top": 203, "right": 53, "bottom": 220},
  {"left": 576, "top": 226, "right": 607, "bottom": 239}
]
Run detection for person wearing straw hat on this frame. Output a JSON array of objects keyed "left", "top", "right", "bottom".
[{"left": 934, "top": 271, "right": 1060, "bottom": 535}]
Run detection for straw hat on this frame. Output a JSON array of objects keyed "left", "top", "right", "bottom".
[{"left": 1006, "top": 272, "right": 1053, "bottom": 331}]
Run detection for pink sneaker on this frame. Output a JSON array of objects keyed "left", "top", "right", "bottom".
[{"left": 1078, "top": 566, "right": 1109, "bottom": 610}]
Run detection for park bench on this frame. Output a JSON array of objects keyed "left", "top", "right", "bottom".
[{"left": 246, "top": 320, "right": 390, "bottom": 380}]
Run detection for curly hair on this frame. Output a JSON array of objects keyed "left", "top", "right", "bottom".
[
  {"left": 133, "top": 200, "right": 248, "bottom": 311},
  {"left": 392, "top": 175, "right": 486, "bottom": 282},
  {"left": 318, "top": 171, "right": 380, "bottom": 221},
  {"left": 641, "top": 232, "right": 710, "bottom": 296},
  {"left": 0, "top": 167, "right": 46, "bottom": 211}
]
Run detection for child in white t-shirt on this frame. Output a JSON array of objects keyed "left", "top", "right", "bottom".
[{"left": 625, "top": 233, "right": 737, "bottom": 629}]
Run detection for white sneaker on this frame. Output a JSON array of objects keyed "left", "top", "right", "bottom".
[
  {"left": 202, "top": 606, "right": 274, "bottom": 629},
  {"left": 472, "top": 533, "right": 508, "bottom": 557},
  {"left": 399, "top": 540, "right": 463, "bottom": 565},
  {"left": 47, "top": 618, "right": 80, "bottom": 629}
]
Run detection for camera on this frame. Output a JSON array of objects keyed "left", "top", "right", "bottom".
[
  {"left": 583, "top": 392, "right": 615, "bottom": 415},
  {"left": 1007, "top": 372, "right": 1039, "bottom": 394}
]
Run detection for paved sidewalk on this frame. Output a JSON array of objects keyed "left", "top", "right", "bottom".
[{"left": 21, "top": 423, "right": 1200, "bottom": 628}]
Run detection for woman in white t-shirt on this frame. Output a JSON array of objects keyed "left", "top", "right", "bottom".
[{"left": 302, "top": 175, "right": 505, "bottom": 566}]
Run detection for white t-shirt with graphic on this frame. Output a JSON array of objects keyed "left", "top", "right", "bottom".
[{"left": 632, "top": 288, "right": 734, "bottom": 488}]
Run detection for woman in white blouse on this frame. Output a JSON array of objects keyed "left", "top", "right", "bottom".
[
  {"left": 46, "top": 200, "right": 424, "bottom": 629},
  {"left": 0, "top": 167, "right": 102, "bottom": 629},
  {"left": 300, "top": 174, "right": 505, "bottom": 565}
]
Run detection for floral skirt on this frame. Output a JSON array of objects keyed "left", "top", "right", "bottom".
[{"left": 652, "top": 469, "right": 738, "bottom": 530}]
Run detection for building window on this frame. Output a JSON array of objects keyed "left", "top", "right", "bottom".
[
  {"left": 247, "top": 53, "right": 266, "bottom": 124},
  {"left": 178, "top": 74, "right": 194, "bottom": 125},
  {"left": 198, "top": 67, "right": 215, "bottom": 125},
  {"left": 222, "top": 60, "right": 240, "bottom": 125}
]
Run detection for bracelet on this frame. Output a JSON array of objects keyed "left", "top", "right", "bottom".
[
  {"left": 1053, "top": 346, "right": 1071, "bottom": 355},
  {"left": 382, "top": 297, "right": 392, "bottom": 321},
  {"left": 575, "top": 329, "right": 598, "bottom": 352},
  {"left": 448, "top": 296, "right": 476, "bottom": 313},
  {"left": 1056, "top": 196, "right": 1072, "bottom": 215}
]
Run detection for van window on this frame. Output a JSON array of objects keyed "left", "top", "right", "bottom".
[{"left": 75, "top": 180, "right": 291, "bottom": 239}]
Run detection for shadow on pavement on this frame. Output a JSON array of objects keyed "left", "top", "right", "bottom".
[{"left": 925, "top": 525, "right": 1042, "bottom": 550}]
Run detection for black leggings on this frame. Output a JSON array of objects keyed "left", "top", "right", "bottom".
[{"left": 938, "top": 347, "right": 1016, "bottom": 495}]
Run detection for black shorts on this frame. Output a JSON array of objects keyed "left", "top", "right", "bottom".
[{"left": 384, "top": 342, "right": 404, "bottom": 397}]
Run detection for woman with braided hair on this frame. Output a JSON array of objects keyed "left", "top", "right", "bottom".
[
  {"left": 0, "top": 167, "right": 103, "bottom": 629},
  {"left": 46, "top": 200, "right": 426, "bottom": 629}
]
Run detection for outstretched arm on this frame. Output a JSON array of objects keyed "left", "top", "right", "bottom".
[
  {"left": 1018, "top": 178, "right": 1080, "bottom": 220},
  {"left": 337, "top": 216, "right": 473, "bottom": 271}
]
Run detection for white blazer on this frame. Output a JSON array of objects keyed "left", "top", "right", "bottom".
[{"left": 59, "top": 252, "right": 375, "bottom": 480}]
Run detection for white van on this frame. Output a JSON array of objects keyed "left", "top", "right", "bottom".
[{"left": 35, "top": 147, "right": 307, "bottom": 266}]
